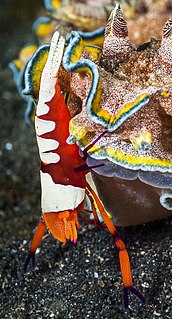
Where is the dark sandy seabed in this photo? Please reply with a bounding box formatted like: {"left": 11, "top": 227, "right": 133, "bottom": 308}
{"left": 0, "top": 1, "right": 171, "bottom": 318}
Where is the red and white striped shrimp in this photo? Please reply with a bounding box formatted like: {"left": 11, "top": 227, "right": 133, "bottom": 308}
{"left": 24, "top": 27, "right": 145, "bottom": 308}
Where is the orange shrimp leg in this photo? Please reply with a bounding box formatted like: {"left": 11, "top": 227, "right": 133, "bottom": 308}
{"left": 86, "top": 182, "right": 145, "bottom": 308}
{"left": 79, "top": 210, "right": 106, "bottom": 228}
{"left": 79, "top": 188, "right": 106, "bottom": 227}
{"left": 24, "top": 219, "right": 47, "bottom": 272}
{"left": 85, "top": 189, "right": 106, "bottom": 227}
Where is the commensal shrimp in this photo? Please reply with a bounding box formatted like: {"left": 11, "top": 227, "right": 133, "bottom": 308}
{"left": 23, "top": 27, "right": 145, "bottom": 308}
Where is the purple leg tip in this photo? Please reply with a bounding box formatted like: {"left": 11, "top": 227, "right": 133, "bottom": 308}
{"left": 23, "top": 253, "right": 35, "bottom": 273}
{"left": 130, "top": 287, "right": 145, "bottom": 304}
{"left": 123, "top": 286, "right": 145, "bottom": 308}
{"left": 124, "top": 288, "right": 129, "bottom": 309}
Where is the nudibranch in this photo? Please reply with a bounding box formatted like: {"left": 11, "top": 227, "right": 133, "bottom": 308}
{"left": 23, "top": 4, "right": 172, "bottom": 224}
{"left": 59, "top": 5, "right": 172, "bottom": 224}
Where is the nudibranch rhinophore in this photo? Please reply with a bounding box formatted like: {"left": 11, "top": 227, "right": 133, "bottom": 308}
{"left": 23, "top": 4, "right": 172, "bottom": 225}
{"left": 60, "top": 4, "right": 172, "bottom": 225}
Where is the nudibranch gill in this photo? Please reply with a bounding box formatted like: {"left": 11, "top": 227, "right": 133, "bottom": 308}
{"left": 60, "top": 5, "right": 172, "bottom": 216}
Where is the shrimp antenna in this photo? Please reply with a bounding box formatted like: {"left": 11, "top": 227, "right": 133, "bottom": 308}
{"left": 74, "top": 130, "right": 107, "bottom": 172}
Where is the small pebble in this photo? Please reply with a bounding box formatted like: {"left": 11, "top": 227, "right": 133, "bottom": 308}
{"left": 141, "top": 282, "right": 150, "bottom": 288}
{"left": 5, "top": 142, "right": 13, "bottom": 150}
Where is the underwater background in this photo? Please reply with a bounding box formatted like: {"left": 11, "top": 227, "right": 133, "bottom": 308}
{"left": 0, "top": 1, "right": 171, "bottom": 318}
